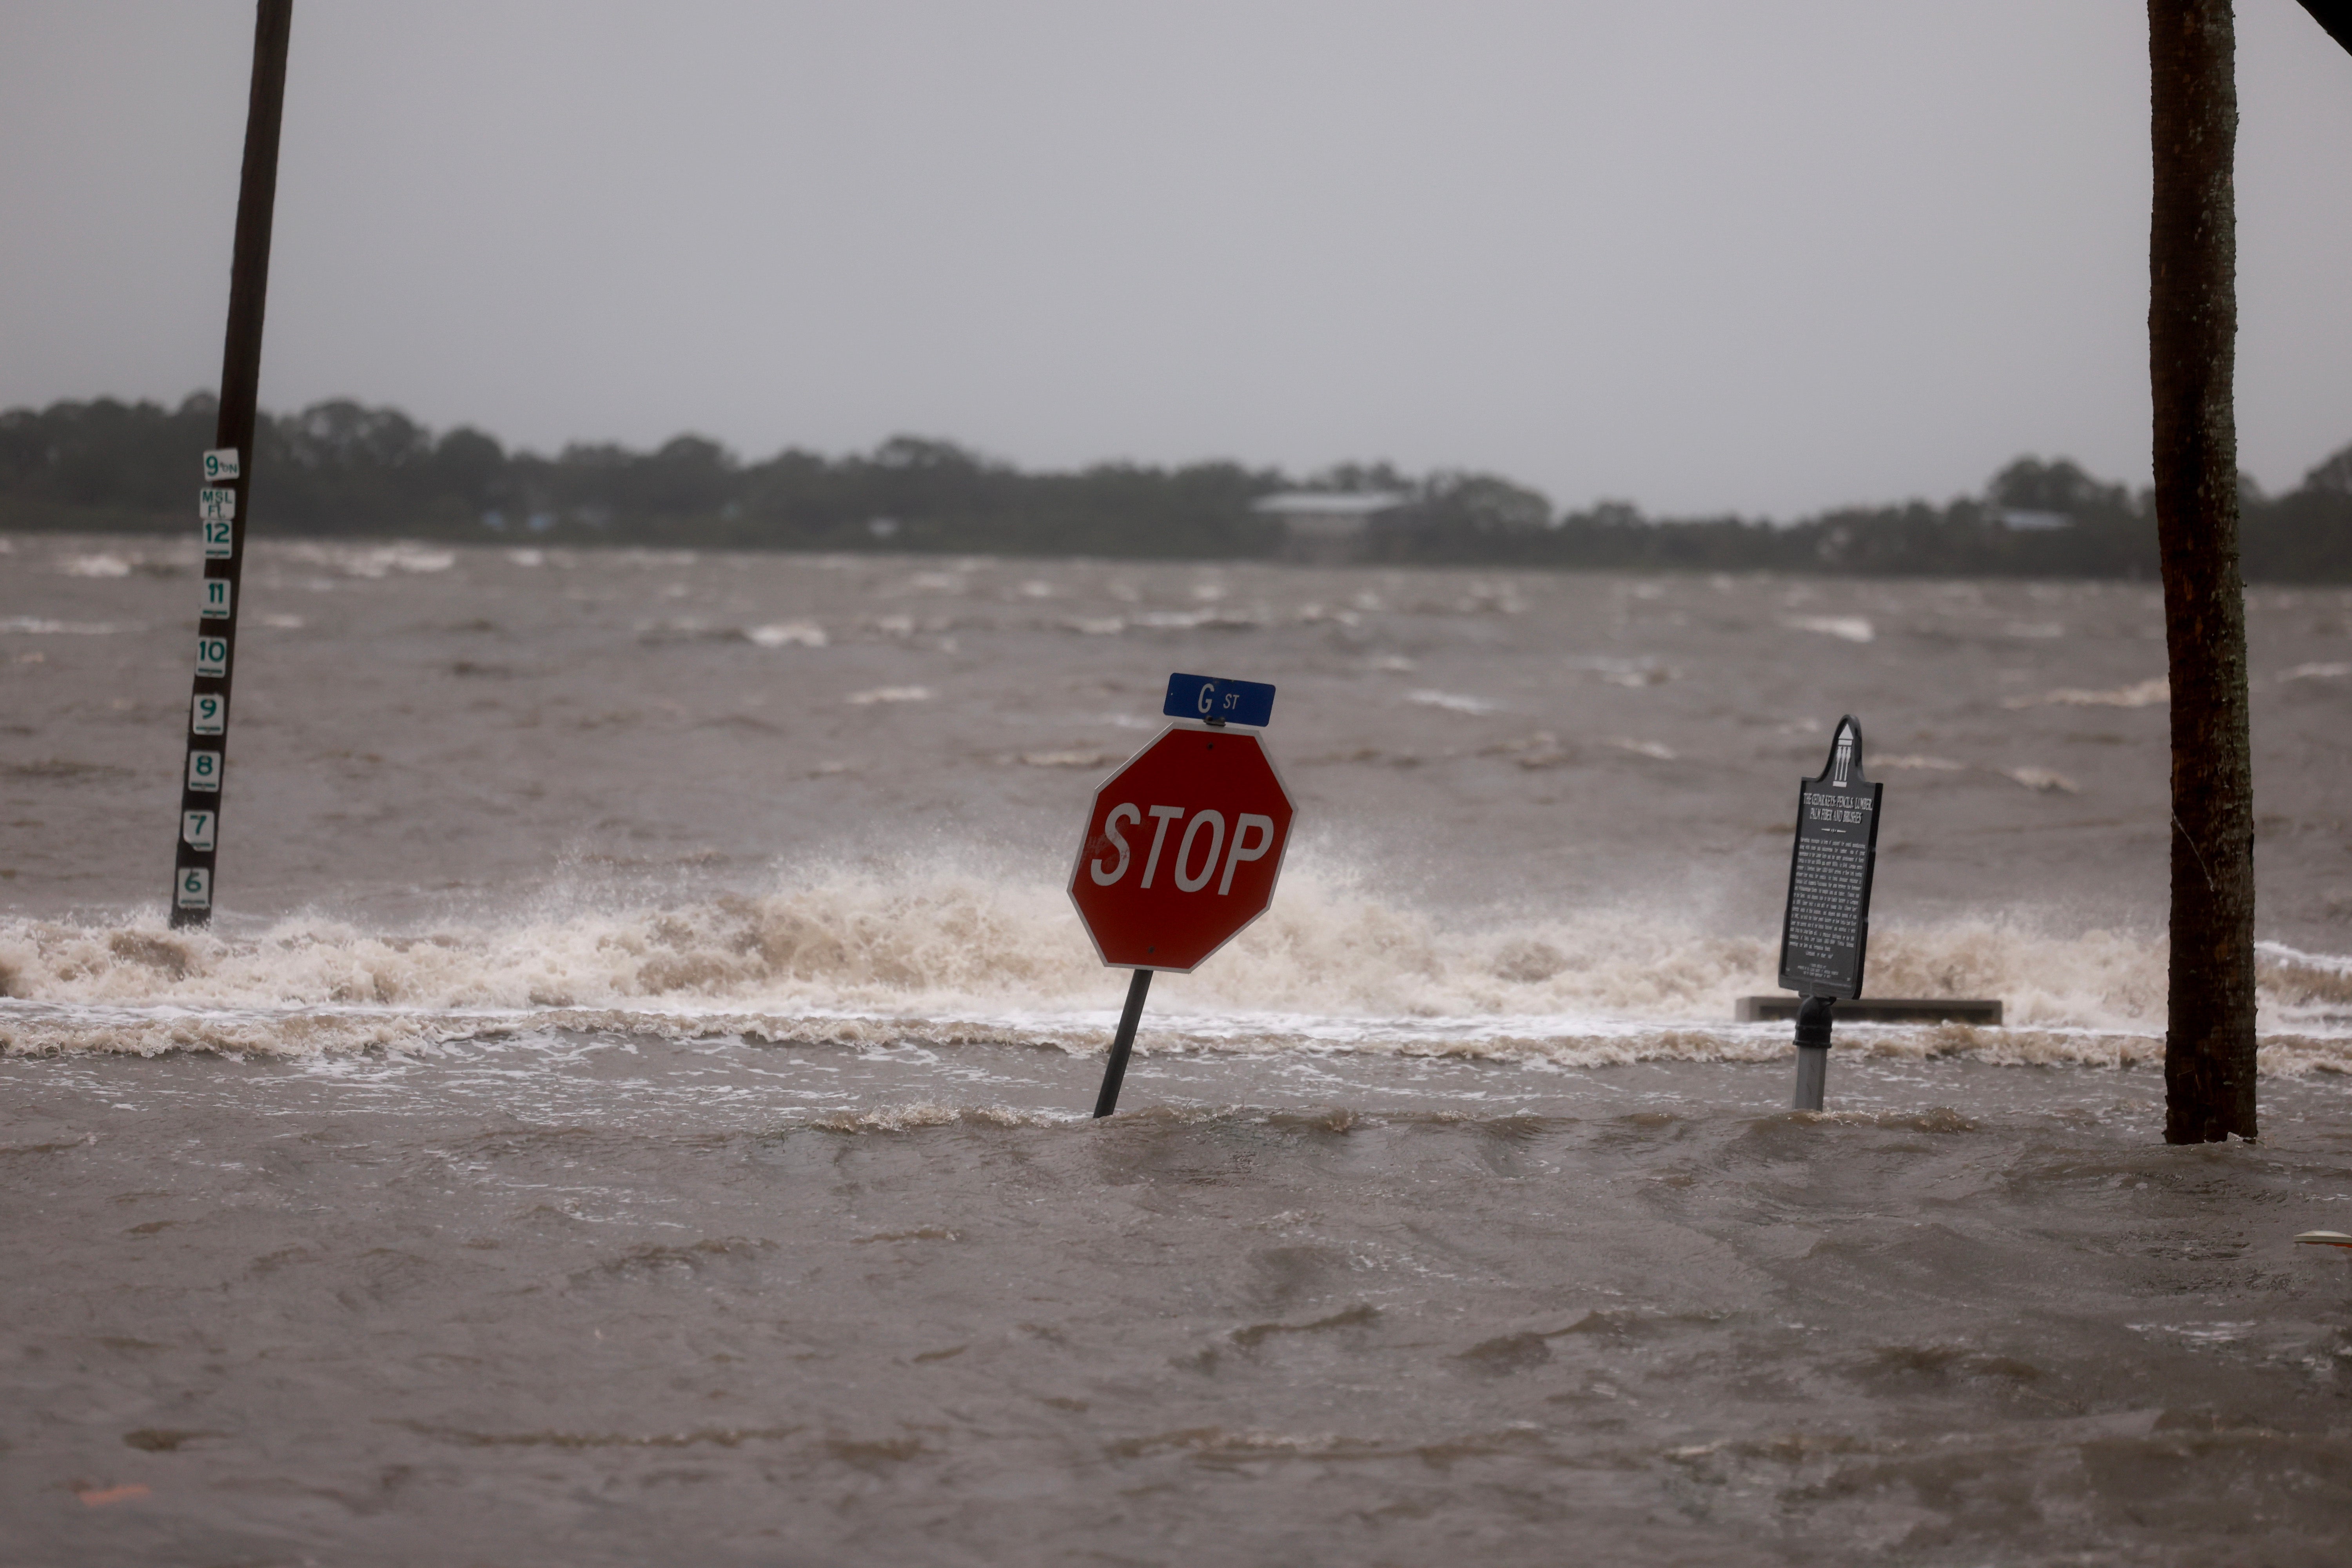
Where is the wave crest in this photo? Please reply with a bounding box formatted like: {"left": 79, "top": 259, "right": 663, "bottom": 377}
{"left": 2, "top": 865, "right": 2345, "bottom": 1065}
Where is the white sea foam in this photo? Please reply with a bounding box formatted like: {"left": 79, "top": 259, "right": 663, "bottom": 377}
{"left": 2005, "top": 677, "right": 2169, "bottom": 710}
{"left": 4, "top": 863, "right": 2345, "bottom": 1068}
{"left": 1406, "top": 690, "right": 1502, "bottom": 715}
{"left": 748, "top": 621, "right": 828, "bottom": 648}
{"left": 278, "top": 541, "right": 457, "bottom": 577}
{"left": 1783, "top": 615, "right": 1874, "bottom": 643}
{"left": 0, "top": 616, "right": 126, "bottom": 635}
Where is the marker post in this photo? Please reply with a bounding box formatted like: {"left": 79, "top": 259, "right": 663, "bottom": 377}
{"left": 170, "top": 0, "right": 292, "bottom": 928}
{"left": 1791, "top": 995, "right": 1835, "bottom": 1111}
{"left": 1091, "top": 969, "right": 1154, "bottom": 1118}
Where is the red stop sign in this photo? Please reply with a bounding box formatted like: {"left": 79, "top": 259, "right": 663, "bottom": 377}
{"left": 1067, "top": 724, "right": 1297, "bottom": 971}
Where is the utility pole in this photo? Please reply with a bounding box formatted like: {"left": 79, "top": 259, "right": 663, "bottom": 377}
{"left": 2148, "top": 0, "right": 2254, "bottom": 1142}
{"left": 171, "top": 0, "right": 293, "bottom": 929}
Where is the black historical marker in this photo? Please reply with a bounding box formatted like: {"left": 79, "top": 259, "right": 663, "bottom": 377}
{"left": 1776, "top": 716, "right": 1882, "bottom": 1000}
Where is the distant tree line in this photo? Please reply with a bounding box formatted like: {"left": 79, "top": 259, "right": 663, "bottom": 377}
{"left": 5, "top": 391, "right": 2351, "bottom": 579}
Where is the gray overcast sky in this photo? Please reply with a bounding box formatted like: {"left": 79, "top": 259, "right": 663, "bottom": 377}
{"left": 4, "top": 2, "right": 2348, "bottom": 517}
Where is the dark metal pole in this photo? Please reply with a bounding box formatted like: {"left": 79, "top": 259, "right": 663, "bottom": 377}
{"left": 1791, "top": 994, "right": 1834, "bottom": 1111}
{"left": 171, "top": 0, "right": 293, "bottom": 928}
{"left": 1092, "top": 968, "right": 1154, "bottom": 1118}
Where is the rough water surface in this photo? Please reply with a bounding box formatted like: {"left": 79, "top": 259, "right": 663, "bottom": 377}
{"left": 5, "top": 535, "right": 2352, "bottom": 1562}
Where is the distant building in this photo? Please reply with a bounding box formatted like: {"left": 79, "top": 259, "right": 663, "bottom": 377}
{"left": 1998, "top": 508, "right": 2073, "bottom": 532}
{"left": 1250, "top": 490, "right": 1410, "bottom": 560}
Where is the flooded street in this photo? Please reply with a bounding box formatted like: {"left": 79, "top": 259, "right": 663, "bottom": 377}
{"left": 6, "top": 534, "right": 2352, "bottom": 1561}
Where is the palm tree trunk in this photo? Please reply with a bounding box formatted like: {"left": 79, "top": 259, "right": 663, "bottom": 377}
{"left": 2149, "top": 0, "right": 2256, "bottom": 1142}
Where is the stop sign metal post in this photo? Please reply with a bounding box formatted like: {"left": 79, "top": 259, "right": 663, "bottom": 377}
{"left": 1069, "top": 674, "right": 1294, "bottom": 1116}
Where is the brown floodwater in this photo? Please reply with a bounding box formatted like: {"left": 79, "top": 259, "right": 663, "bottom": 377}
{"left": 4, "top": 533, "right": 2351, "bottom": 1562}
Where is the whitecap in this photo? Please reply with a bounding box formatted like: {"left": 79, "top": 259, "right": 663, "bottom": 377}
{"left": 1783, "top": 615, "right": 1874, "bottom": 643}
{"left": 1406, "top": 690, "right": 1501, "bottom": 715}
{"left": 748, "top": 621, "right": 828, "bottom": 648}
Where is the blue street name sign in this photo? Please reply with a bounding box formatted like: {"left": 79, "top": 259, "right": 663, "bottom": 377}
{"left": 1163, "top": 672, "right": 1276, "bottom": 728}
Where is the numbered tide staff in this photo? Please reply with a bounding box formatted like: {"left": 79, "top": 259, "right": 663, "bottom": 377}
{"left": 1066, "top": 675, "right": 1296, "bottom": 1116}
{"left": 167, "top": 0, "right": 291, "bottom": 926}
{"left": 1774, "top": 716, "right": 1884, "bottom": 1111}
{"left": 172, "top": 452, "right": 247, "bottom": 926}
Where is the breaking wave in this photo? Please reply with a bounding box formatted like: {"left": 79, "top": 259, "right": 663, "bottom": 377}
{"left": 2, "top": 862, "right": 2346, "bottom": 1070}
